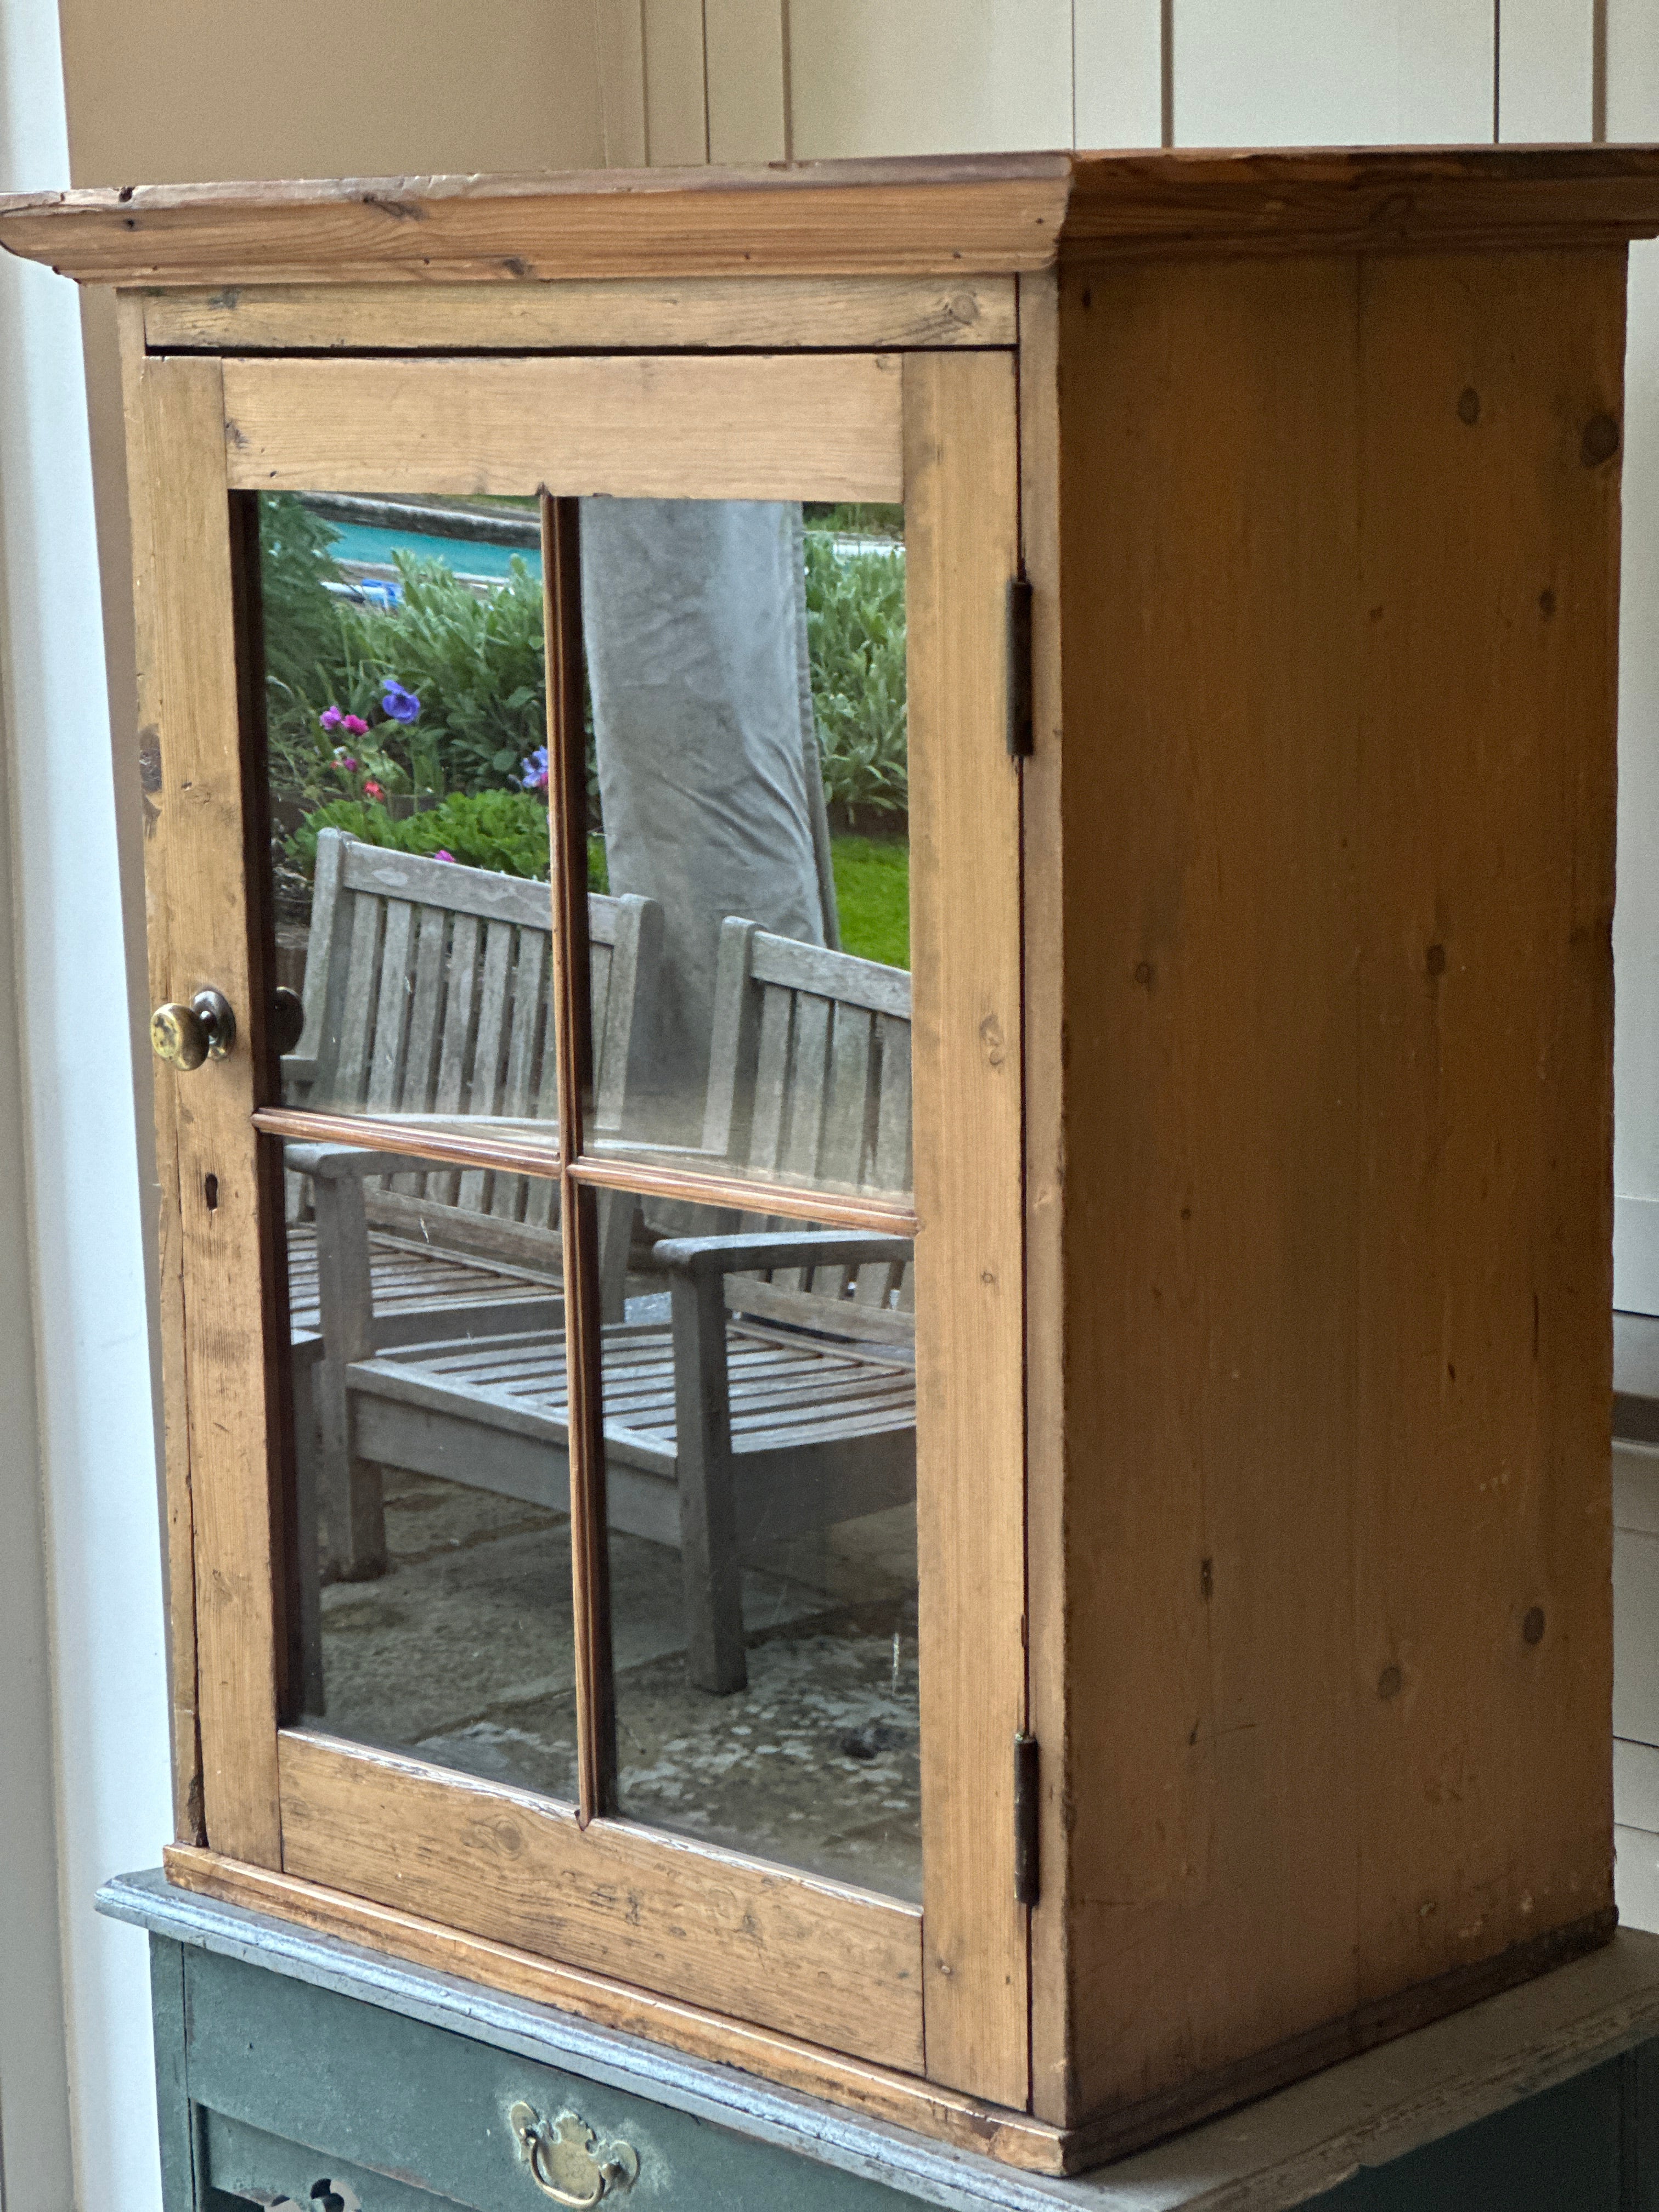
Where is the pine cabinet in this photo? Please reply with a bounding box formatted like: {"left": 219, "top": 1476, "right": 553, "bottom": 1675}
{"left": 4, "top": 145, "right": 1657, "bottom": 2176}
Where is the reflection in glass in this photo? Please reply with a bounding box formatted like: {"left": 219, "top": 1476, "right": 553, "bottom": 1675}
{"left": 605, "top": 1198, "right": 919, "bottom": 1899}
{"left": 259, "top": 486, "right": 919, "bottom": 1891}
{"left": 286, "top": 1153, "right": 579, "bottom": 1802}
{"left": 257, "top": 488, "right": 557, "bottom": 1137}
{"left": 581, "top": 498, "right": 909, "bottom": 1188}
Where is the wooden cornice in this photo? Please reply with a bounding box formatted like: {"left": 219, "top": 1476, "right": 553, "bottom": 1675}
{"left": 4, "top": 145, "right": 1659, "bottom": 289}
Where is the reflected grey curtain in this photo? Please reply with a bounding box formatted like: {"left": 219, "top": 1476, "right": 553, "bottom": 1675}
{"left": 580, "top": 498, "right": 838, "bottom": 1143}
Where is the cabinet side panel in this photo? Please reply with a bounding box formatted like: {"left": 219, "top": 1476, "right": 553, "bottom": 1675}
{"left": 139, "top": 353, "right": 282, "bottom": 1863}
{"left": 1351, "top": 247, "right": 1620, "bottom": 1999}
{"left": 907, "top": 350, "right": 1030, "bottom": 2108}
{"left": 1057, "top": 246, "right": 1621, "bottom": 2125}
{"left": 1057, "top": 253, "right": 1368, "bottom": 2113}
{"left": 120, "top": 294, "right": 202, "bottom": 1845}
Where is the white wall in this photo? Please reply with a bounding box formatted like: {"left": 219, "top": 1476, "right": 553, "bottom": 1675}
{"left": 1609, "top": 5, "right": 1659, "bottom": 1312}
{"left": 0, "top": 2, "right": 172, "bottom": 2207}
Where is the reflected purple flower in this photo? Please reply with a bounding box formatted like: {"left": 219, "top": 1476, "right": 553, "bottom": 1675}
{"left": 381, "top": 679, "right": 421, "bottom": 725}
{"left": 520, "top": 746, "right": 549, "bottom": 795}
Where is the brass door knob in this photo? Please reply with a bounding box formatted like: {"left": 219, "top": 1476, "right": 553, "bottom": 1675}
{"left": 151, "top": 988, "right": 236, "bottom": 1070}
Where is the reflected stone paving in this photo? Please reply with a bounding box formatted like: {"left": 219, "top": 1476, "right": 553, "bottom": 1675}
{"left": 313, "top": 1470, "right": 921, "bottom": 1901}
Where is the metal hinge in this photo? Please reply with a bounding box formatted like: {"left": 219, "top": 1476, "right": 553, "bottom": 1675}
{"left": 1014, "top": 1732, "right": 1040, "bottom": 1906}
{"left": 1007, "top": 576, "right": 1034, "bottom": 759}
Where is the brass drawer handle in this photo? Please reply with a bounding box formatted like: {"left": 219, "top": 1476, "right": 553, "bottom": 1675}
{"left": 509, "top": 2101, "right": 639, "bottom": 2205}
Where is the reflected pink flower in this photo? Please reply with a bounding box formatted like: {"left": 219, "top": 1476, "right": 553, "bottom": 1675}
{"left": 433, "top": 849, "right": 455, "bottom": 863}
{"left": 341, "top": 714, "right": 369, "bottom": 737}
{"left": 363, "top": 780, "right": 385, "bottom": 800}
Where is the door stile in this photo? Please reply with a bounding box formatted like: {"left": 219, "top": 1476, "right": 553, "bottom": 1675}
{"left": 119, "top": 296, "right": 203, "bottom": 1844}
{"left": 542, "top": 490, "right": 617, "bottom": 1825}
{"left": 136, "top": 352, "right": 284, "bottom": 1864}
{"left": 907, "top": 349, "right": 1030, "bottom": 2108}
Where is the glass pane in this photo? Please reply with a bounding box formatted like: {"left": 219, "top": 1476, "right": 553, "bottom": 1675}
{"left": 601, "top": 1193, "right": 919, "bottom": 1901}
{"left": 579, "top": 498, "right": 910, "bottom": 1197}
{"left": 285, "top": 1152, "right": 579, "bottom": 1802}
{"left": 256, "top": 489, "right": 561, "bottom": 1155}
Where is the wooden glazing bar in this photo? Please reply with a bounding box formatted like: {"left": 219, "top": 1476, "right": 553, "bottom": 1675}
{"left": 544, "top": 492, "right": 616, "bottom": 1825}
{"left": 567, "top": 1150, "right": 919, "bottom": 1233}
{"left": 253, "top": 1105, "right": 561, "bottom": 1177}
{"left": 251, "top": 1107, "right": 919, "bottom": 1232}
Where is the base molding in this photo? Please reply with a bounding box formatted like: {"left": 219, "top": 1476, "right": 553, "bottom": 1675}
{"left": 1060, "top": 1907, "right": 1619, "bottom": 2172}
{"left": 161, "top": 1844, "right": 1063, "bottom": 2172}
{"left": 161, "top": 1849, "right": 1616, "bottom": 2179}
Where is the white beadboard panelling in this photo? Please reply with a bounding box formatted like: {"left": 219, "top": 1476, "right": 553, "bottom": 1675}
{"left": 594, "top": 0, "right": 649, "bottom": 167}
{"left": 1616, "top": 1440, "right": 1659, "bottom": 1538}
{"left": 1498, "top": 0, "right": 1595, "bottom": 140}
{"left": 1616, "top": 239, "right": 1659, "bottom": 1299}
{"left": 1616, "top": 1739, "right": 1659, "bottom": 1835}
{"left": 1617, "top": 1194, "right": 1659, "bottom": 1318}
{"left": 1616, "top": 1524, "right": 1659, "bottom": 1746}
{"left": 1172, "top": 0, "right": 1493, "bottom": 146}
{"left": 1617, "top": 1826, "right": 1659, "bottom": 1931}
{"left": 643, "top": 0, "right": 708, "bottom": 165}
{"left": 1609, "top": 0, "right": 1659, "bottom": 140}
{"left": 1074, "top": 0, "right": 1164, "bottom": 149}
{"left": 788, "top": 0, "right": 1072, "bottom": 159}
{"left": 1611, "top": 16, "right": 1659, "bottom": 1288}
{"left": 707, "top": 0, "right": 787, "bottom": 162}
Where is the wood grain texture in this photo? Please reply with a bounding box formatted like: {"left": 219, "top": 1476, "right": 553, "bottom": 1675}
{"left": 221, "top": 354, "right": 902, "bottom": 500}
{"left": 10, "top": 149, "right": 1659, "bottom": 291}
{"left": 138, "top": 354, "right": 282, "bottom": 1863}
{"left": 906, "top": 351, "right": 1029, "bottom": 2108}
{"left": 1053, "top": 247, "right": 1621, "bottom": 2126}
{"left": 1349, "top": 247, "right": 1622, "bottom": 2005}
{"left": 140, "top": 276, "right": 1016, "bottom": 354}
{"left": 0, "top": 158, "right": 1070, "bottom": 285}
{"left": 120, "top": 291, "right": 204, "bottom": 1846}
{"left": 160, "top": 1845, "right": 1066, "bottom": 2172}
{"left": 275, "top": 1730, "right": 924, "bottom": 2072}
{"left": 1015, "top": 268, "right": 1070, "bottom": 2129}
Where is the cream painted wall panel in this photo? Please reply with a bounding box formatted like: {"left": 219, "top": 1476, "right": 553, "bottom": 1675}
{"left": 707, "top": 0, "right": 788, "bottom": 162}
{"left": 1609, "top": 0, "right": 1659, "bottom": 140}
{"left": 1498, "top": 0, "right": 1595, "bottom": 140}
{"left": 789, "top": 0, "right": 1072, "bottom": 159}
{"left": 1609, "top": 7, "right": 1659, "bottom": 1306}
{"left": 57, "top": 0, "right": 605, "bottom": 183}
{"left": 1173, "top": 0, "right": 1493, "bottom": 145}
{"left": 644, "top": 0, "right": 709, "bottom": 164}
{"left": 1074, "top": 0, "right": 1164, "bottom": 148}
{"left": 594, "top": 0, "right": 650, "bottom": 168}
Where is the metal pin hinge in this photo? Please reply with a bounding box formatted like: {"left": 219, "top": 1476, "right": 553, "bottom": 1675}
{"left": 1007, "top": 577, "right": 1034, "bottom": 758}
{"left": 1014, "top": 1732, "right": 1040, "bottom": 1906}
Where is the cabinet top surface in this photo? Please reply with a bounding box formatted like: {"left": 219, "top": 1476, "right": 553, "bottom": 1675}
{"left": 6, "top": 144, "right": 1659, "bottom": 289}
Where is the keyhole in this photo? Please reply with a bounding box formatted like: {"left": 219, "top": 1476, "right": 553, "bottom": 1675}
{"left": 204, "top": 1173, "right": 219, "bottom": 1211}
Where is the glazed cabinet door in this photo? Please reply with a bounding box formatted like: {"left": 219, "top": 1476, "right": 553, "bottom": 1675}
{"left": 129, "top": 338, "right": 1028, "bottom": 2108}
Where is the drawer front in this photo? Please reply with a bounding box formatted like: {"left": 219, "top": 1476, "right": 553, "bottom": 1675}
{"left": 180, "top": 1945, "right": 922, "bottom": 2211}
